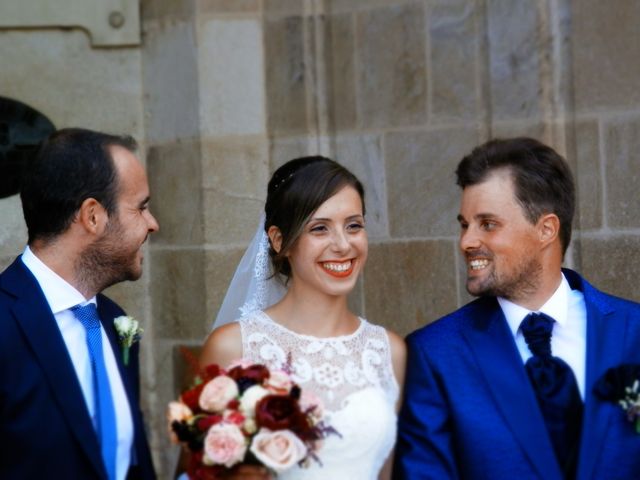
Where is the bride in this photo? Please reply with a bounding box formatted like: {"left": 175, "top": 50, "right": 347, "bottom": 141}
{"left": 201, "top": 156, "right": 406, "bottom": 480}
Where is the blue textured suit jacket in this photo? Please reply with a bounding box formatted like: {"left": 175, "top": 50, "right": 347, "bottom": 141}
{"left": 0, "top": 257, "right": 156, "bottom": 479}
{"left": 395, "top": 269, "right": 640, "bottom": 480}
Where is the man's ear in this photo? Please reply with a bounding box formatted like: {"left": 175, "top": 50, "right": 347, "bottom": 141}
{"left": 267, "top": 225, "right": 283, "bottom": 254}
{"left": 77, "top": 198, "right": 108, "bottom": 235}
{"left": 538, "top": 213, "right": 560, "bottom": 248}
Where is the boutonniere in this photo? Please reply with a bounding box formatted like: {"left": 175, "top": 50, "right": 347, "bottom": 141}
{"left": 113, "top": 315, "right": 143, "bottom": 366}
{"left": 593, "top": 364, "right": 640, "bottom": 434}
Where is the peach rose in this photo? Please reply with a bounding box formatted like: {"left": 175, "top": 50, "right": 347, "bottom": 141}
{"left": 265, "top": 370, "right": 293, "bottom": 394}
{"left": 202, "top": 422, "right": 247, "bottom": 468}
{"left": 199, "top": 375, "right": 239, "bottom": 412}
{"left": 239, "top": 385, "right": 269, "bottom": 417}
{"left": 249, "top": 428, "right": 307, "bottom": 473}
{"left": 166, "top": 401, "right": 193, "bottom": 444}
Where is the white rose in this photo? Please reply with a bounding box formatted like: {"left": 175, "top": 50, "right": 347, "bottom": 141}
{"left": 239, "top": 385, "right": 270, "bottom": 418}
{"left": 249, "top": 428, "right": 307, "bottom": 473}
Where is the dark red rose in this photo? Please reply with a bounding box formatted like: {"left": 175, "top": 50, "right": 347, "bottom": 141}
{"left": 227, "top": 364, "right": 270, "bottom": 384}
{"left": 187, "top": 451, "right": 225, "bottom": 479}
{"left": 203, "top": 364, "right": 223, "bottom": 381}
{"left": 181, "top": 383, "right": 206, "bottom": 412}
{"left": 227, "top": 399, "right": 240, "bottom": 410}
{"left": 255, "top": 394, "right": 308, "bottom": 432}
{"left": 197, "top": 414, "right": 223, "bottom": 431}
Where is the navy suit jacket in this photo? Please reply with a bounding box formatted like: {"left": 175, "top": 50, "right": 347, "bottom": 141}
{"left": 395, "top": 269, "right": 640, "bottom": 480}
{"left": 0, "top": 257, "right": 155, "bottom": 479}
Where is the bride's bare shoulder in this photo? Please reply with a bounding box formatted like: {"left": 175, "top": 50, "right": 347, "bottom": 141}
{"left": 200, "top": 322, "right": 243, "bottom": 369}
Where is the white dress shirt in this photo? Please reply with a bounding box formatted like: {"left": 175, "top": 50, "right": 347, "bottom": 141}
{"left": 21, "top": 246, "right": 133, "bottom": 480}
{"left": 498, "top": 273, "right": 587, "bottom": 398}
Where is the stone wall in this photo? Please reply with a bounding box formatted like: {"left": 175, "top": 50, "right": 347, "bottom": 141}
{"left": 1, "top": 0, "right": 639, "bottom": 476}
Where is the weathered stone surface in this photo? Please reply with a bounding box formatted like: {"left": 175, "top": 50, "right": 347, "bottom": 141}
{"left": 603, "top": 116, "right": 640, "bottom": 228}
{"left": 204, "top": 248, "right": 248, "bottom": 322}
{"left": 264, "top": 15, "right": 308, "bottom": 134}
{"left": 0, "top": 195, "right": 26, "bottom": 257}
{"left": 269, "top": 135, "right": 320, "bottom": 171}
{"left": 0, "top": 256, "right": 15, "bottom": 272}
{"left": 364, "top": 240, "right": 459, "bottom": 336}
{"left": 141, "top": 0, "right": 195, "bottom": 21}
{"left": 574, "top": 119, "right": 602, "bottom": 230}
{"left": 385, "top": 127, "right": 480, "bottom": 237}
{"left": 429, "top": 0, "right": 480, "bottom": 122}
{"left": 326, "top": 12, "right": 356, "bottom": 130}
{"left": 198, "top": 0, "right": 260, "bottom": 14}
{"left": 146, "top": 140, "right": 204, "bottom": 246}
{"left": 580, "top": 236, "right": 640, "bottom": 303}
{"left": 263, "top": 0, "right": 305, "bottom": 16}
{"left": 572, "top": 0, "right": 640, "bottom": 112}
{"left": 142, "top": 21, "right": 201, "bottom": 144}
{"left": 490, "top": 121, "right": 545, "bottom": 143}
{"left": 198, "top": 18, "right": 266, "bottom": 136}
{"left": 200, "top": 136, "right": 269, "bottom": 245}
{"left": 355, "top": 2, "right": 427, "bottom": 128}
{"left": 104, "top": 274, "right": 149, "bottom": 322}
{"left": 0, "top": 29, "right": 143, "bottom": 136}
{"left": 486, "top": 0, "right": 541, "bottom": 120}
{"left": 330, "top": 0, "right": 415, "bottom": 14}
{"left": 150, "top": 249, "right": 208, "bottom": 339}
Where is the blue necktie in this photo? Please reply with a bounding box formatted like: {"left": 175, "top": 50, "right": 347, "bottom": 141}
{"left": 521, "top": 312, "right": 582, "bottom": 479}
{"left": 72, "top": 304, "right": 117, "bottom": 480}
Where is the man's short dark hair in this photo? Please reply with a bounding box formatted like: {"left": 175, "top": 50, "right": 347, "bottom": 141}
{"left": 455, "top": 137, "right": 575, "bottom": 255}
{"left": 20, "top": 128, "right": 138, "bottom": 244}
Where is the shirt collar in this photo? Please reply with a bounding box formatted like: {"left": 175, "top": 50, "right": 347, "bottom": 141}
{"left": 498, "top": 273, "right": 570, "bottom": 336}
{"left": 21, "top": 246, "right": 97, "bottom": 314}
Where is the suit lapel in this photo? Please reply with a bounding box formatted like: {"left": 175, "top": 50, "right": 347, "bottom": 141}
{"left": 463, "top": 299, "right": 563, "bottom": 480}
{"left": 575, "top": 279, "right": 622, "bottom": 480}
{"left": 5, "top": 260, "right": 105, "bottom": 478}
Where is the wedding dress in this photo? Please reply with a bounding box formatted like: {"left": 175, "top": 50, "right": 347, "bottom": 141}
{"left": 239, "top": 311, "right": 398, "bottom": 480}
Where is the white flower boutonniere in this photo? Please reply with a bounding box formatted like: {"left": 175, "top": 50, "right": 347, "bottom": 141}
{"left": 114, "top": 315, "right": 143, "bottom": 366}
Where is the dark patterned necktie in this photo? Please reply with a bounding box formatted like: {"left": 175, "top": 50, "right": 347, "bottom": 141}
{"left": 520, "top": 312, "right": 582, "bottom": 479}
{"left": 72, "top": 304, "right": 117, "bottom": 480}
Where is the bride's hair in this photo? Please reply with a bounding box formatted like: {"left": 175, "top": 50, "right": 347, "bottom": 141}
{"left": 265, "top": 156, "right": 365, "bottom": 282}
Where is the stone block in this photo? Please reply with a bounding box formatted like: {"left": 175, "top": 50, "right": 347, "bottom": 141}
{"left": 363, "top": 240, "right": 459, "bottom": 337}
{"left": 197, "top": 0, "right": 260, "bottom": 14}
{"left": 603, "top": 116, "right": 640, "bottom": 228}
{"left": 103, "top": 274, "right": 149, "bottom": 323}
{"left": 198, "top": 18, "right": 266, "bottom": 136}
{"left": 142, "top": 20, "right": 200, "bottom": 144}
{"left": 0, "top": 195, "right": 27, "bottom": 257}
{"left": 204, "top": 247, "right": 249, "bottom": 323}
{"left": 0, "top": 29, "right": 143, "bottom": 137}
{"left": 269, "top": 135, "right": 319, "bottom": 171}
{"left": 149, "top": 249, "right": 209, "bottom": 339}
{"left": 263, "top": 0, "right": 305, "bottom": 16}
{"left": 486, "top": 0, "right": 541, "bottom": 120}
{"left": 146, "top": 140, "right": 204, "bottom": 246}
{"left": 173, "top": 343, "right": 203, "bottom": 391}
{"left": 264, "top": 15, "right": 309, "bottom": 134}
{"left": 330, "top": 0, "right": 415, "bottom": 14}
{"left": 326, "top": 12, "right": 356, "bottom": 130}
{"left": 0, "top": 256, "right": 16, "bottom": 272}
{"left": 580, "top": 236, "right": 640, "bottom": 303}
{"left": 355, "top": 2, "right": 427, "bottom": 128}
{"left": 141, "top": 0, "right": 195, "bottom": 21}
{"left": 572, "top": 0, "right": 640, "bottom": 111}
{"left": 385, "top": 127, "right": 480, "bottom": 238}
{"left": 335, "top": 133, "right": 388, "bottom": 238}
{"left": 574, "top": 119, "right": 602, "bottom": 230}
{"left": 429, "top": 0, "right": 480, "bottom": 123}
{"left": 202, "top": 190, "right": 265, "bottom": 246}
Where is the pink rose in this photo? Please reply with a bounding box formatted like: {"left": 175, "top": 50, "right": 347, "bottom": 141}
{"left": 265, "top": 370, "right": 293, "bottom": 394}
{"left": 202, "top": 422, "right": 247, "bottom": 468}
{"left": 249, "top": 428, "right": 308, "bottom": 473}
{"left": 199, "top": 375, "right": 239, "bottom": 412}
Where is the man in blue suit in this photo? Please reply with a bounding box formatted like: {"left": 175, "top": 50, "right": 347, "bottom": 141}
{"left": 395, "top": 138, "right": 640, "bottom": 479}
{"left": 0, "top": 128, "right": 158, "bottom": 479}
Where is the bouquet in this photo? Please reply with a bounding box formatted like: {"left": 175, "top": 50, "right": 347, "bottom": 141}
{"left": 168, "top": 359, "right": 336, "bottom": 479}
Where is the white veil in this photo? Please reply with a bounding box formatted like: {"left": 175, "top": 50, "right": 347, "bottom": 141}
{"left": 212, "top": 214, "right": 287, "bottom": 330}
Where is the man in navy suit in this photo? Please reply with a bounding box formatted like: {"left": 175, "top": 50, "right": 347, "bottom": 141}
{"left": 0, "top": 128, "right": 158, "bottom": 479}
{"left": 395, "top": 138, "right": 640, "bottom": 479}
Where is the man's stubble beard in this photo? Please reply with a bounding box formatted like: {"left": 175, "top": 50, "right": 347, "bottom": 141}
{"left": 466, "top": 255, "right": 542, "bottom": 303}
{"left": 76, "top": 217, "right": 141, "bottom": 295}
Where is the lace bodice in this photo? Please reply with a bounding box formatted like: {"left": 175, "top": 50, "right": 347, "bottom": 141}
{"left": 239, "top": 311, "right": 398, "bottom": 479}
